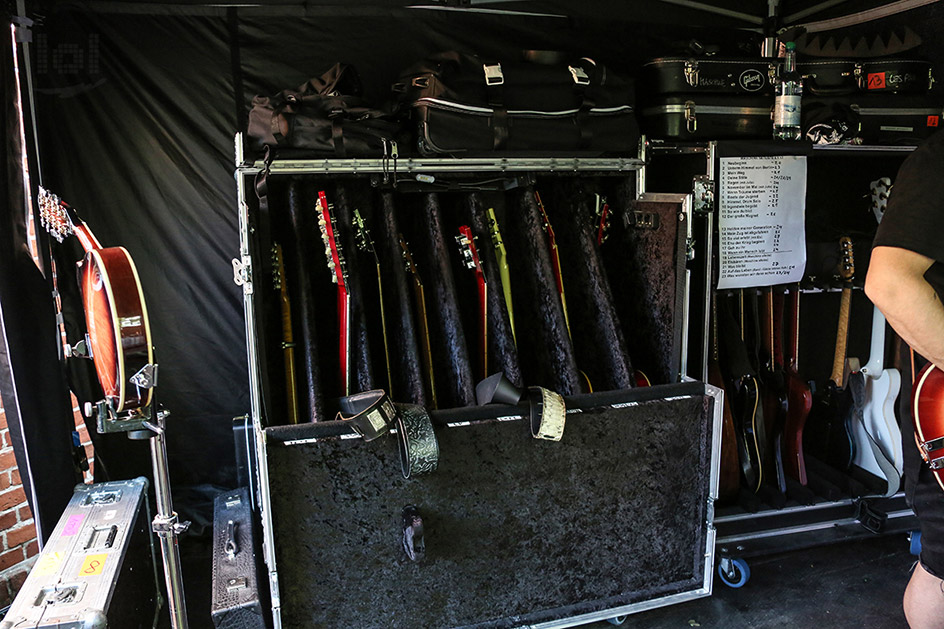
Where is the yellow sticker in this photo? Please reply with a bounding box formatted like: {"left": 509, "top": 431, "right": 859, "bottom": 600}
{"left": 34, "top": 552, "right": 63, "bottom": 576}
{"left": 78, "top": 553, "right": 107, "bottom": 577}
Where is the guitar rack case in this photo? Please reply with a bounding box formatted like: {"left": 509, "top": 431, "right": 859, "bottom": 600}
{"left": 233, "top": 136, "right": 722, "bottom": 628}
{"left": 644, "top": 139, "right": 920, "bottom": 586}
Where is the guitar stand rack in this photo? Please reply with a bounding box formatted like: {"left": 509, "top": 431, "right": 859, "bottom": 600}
{"left": 93, "top": 361, "right": 191, "bottom": 629}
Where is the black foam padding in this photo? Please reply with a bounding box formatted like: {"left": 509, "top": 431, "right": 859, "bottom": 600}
{"left": 604, "top": 181, "right": 686, "bottom": 384}
{"left": 281, "top": 179, "right": 326, "bottom": 422}
{"left": 334, "top": 184, "right": 377, "bottom": 393}
{"left": 542, "top": 180, "right": 635, "bottom": 391}
{"left": 410, "top": 193, "right": 476, "bottom": 408}
{"left": 377, "top": 192, "right": 427, "bottom": 406}
{"left": 504, "top": 189, "right": 581, "bottom": 395}
{"left": 463, "top": 193, "right": 523, "bottom": 388}
{"left": 266, "top": 383, "right": 714, "bottom": 628}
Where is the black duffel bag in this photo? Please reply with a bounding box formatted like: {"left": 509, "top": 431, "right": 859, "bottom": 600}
{"left": 247, "top": 63, "right": 405, "bottom": 157}
{"left": 393, "top": 51, "right": 638, "bottom": 156}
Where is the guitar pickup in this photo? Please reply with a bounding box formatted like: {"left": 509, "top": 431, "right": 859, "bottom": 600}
{"left": 625, "top": 211, "right": 661, "bottom": 230}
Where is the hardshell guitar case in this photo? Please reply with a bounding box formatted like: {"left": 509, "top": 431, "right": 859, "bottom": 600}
{"left": 641, "top": 56, "right": 778, "bottom": 95}
{"left": 395, "top": 51, "right": 639, "bottom": 156}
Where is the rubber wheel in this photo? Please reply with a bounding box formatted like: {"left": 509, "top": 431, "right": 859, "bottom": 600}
{"left": 718, "top": 557, "right": 750, "bottom": 588}
{"left": 910, "top": 530, "right": 922, "bottom": 557}
{"left": 606, "top": 616, "right": 627, "bottom": 626}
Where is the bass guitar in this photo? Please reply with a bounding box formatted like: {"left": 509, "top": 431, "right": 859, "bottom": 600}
{"left": 38, "top": 186, "right": 153, "bottom": 415}
{"left": 709, "top": 291, "right": 742, "bottom": 502}
{"left": 761, "top": 287, "right": 788, "bottom": 494}
{"left": 400, "top": 234, "right": 437, "bottom": 408}
{"left": 804, "top": 236, "right": 856, "bottom": 470}
{"left": 456, "top": 225, "right": 488, "bottom": 381}
{"left": 316, "top": 190, "right": 352, "bottom": 396}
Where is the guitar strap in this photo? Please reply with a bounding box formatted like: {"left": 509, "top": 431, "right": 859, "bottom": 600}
{"left": 337, "top": 389, "right": 440, "bottom": 479}
{"left": 847, "top": 372, "right": 901, "bottom": 496}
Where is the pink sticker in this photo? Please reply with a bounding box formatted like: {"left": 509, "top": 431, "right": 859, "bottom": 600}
{"left": 62, "top": 514, "right": 84, "bottom": 536}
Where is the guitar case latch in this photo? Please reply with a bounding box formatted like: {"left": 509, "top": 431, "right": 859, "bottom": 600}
{"left": 625, "top": 210, "right": 661, "bottom": 231}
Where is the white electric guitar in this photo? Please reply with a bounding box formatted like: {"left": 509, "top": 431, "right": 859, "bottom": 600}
{"left": 853, "top": 177, "right": 903, "bottom": 491}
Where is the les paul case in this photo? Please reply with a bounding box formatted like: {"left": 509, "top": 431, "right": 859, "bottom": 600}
{"left": 641, "top": 56, "right": 777, "bottom": 95}
{"left": 638, "top": 94, "right": 773, "bottom": 140}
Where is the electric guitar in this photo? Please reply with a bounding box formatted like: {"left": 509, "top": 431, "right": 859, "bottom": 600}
{"left": 761, "top": 287, "right": 788, "bottom": 494}
{"left": 782, "top": 285, "right": 813, "bottom": 485}
{"left": 316, "top": 190, "right": 351, "bottom": 396}
{"left": 805, "top": 236, "right": 856, "bottom": 470}
{"left": 855, "top": 178, "right": 903, "bottom": 487}
{"left": 457, "top": 225, "right": 488, "bottom": 381}
{"left": 273, "top": 243, "right": 299, "bottom": 424}
{"left": 353, "top": 209, "right": 394, "bottom": 398}
{"left": 533, "top": 191, "right": 597, "bottom": 391}
{"left": 487, "top": 208, "right": 515, "bottom": 344}
{"left": 399, "top": 234, "right": 437, "bottom": 409}
{"left": 913, "top": 362, "right": 944, "bottom": 491}
{"left": 38, "top": 186, "right": 153, "bottom": 414}
{"left": 709, "top": 291, "right": 742, "bottom": 502}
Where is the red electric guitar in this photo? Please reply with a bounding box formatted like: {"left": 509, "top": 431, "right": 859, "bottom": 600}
{"left": 456, "top": 225, "right": 488, "bottom": 381}
{"left": 316, "top": 190, "right": 351, "bottom": 396}
{"left": 782, "top": 285, "right": 813, "bottom": 485}
{"left": 38, "top": 187, "right": 153, "bottom": 414}
{"left": 914, "top": 363, "right": 944, "bottom": 491}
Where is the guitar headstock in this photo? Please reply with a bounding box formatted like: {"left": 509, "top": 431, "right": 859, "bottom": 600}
{"left": 594, "top": 193, "right": 611, "bottom": 245}
{"left": 38, "top": 186, "right": 75, "bottom": 243}
{"left": 316, "top": 190, "right": 347, "bottom": 289}
{"left": 838, "top": 236, "right": 855, "bottom": 282}
{"left": 869, "top": 177, "right": 892, "bottom": 225}
{"left": 398, "top": 233, "right": 419, "bottom": 276}
{"left": 456, "top": 225, "right": 484, "bottom": 276}
{"left": 534, "top": 191, "right": 555, "bottom": 240}
{"left": 486, "top": 208, "right": 505, "bottom": 254}
{"left": 352, "top": 209, "right": 375, "bottom": 256}
{"left": 271, "top": 244, "right": 283, "bottom": 291}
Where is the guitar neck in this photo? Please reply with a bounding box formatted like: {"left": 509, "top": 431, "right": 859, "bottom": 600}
{"left": 477, "top": 272, "right": 488, "bottom": 381}
{"left": 338, "top": 288, "right": 351, "bottom": 395}
{"left": 275, "top": 244, "right": 299, "bottom": 424}
{"left": 831, "top": 285, "right": 852, "bottom": 387}
{"left": 412, "top": 277, "right": 437, "bottom": 409}
{"left": 862, "top": 304, "right": 888, "bottom": 377}
{"left": 786, "top": 286, "right": 801, "bottom": 371}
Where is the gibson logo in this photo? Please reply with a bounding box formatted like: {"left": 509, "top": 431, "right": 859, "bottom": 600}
{"left": 739, "top": 69, "right": 765, "bottom": 92}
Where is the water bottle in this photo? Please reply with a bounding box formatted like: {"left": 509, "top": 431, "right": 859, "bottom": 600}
{"left": 773, "top": 41, "right": 803, "bottom": 140}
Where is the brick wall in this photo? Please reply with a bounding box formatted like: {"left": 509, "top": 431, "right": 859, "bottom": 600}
{"left": 0, "top": 400, "right": 93, "bottom": 609}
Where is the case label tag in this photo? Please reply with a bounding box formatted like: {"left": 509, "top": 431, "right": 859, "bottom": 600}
{"left": 867, "top": 72, "right": 887, "bottom": 89}
{"left": 79, "top": 553, "right": 107, "bottom": 577}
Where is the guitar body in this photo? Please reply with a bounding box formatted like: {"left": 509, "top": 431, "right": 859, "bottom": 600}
{"left": 867, "top": 367, "right": 903, "bottom": 473}
{"left": 709, "top": 360, "right": 741, "bottom": 502}
{"left": 79, "top": 246, "right": 153, "bottom": 413}
{"left": 805, "top": 382, "right": 854, "bottom": 470}
{"left": 782, "top": 369, "right": 812, "bottom": 484}
{"left": 913, "top": 363, "right": 944, "bottom": 491}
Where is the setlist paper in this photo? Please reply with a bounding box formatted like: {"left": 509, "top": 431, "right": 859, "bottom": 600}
{"left": 718, "top": 156, "right": 808, "bottom": 290}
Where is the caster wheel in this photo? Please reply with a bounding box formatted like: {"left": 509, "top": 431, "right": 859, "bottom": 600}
{"left": 606, "top": 616, "right": 627, "bottom": 626}
{"left": 718, "top": 557, "right": 750, "bottom": 588}
{"left": 910, "top": 530, "right": 922, "bottom": 556}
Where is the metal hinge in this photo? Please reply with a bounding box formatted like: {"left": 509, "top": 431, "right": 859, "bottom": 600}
{"left": 232, "top": 256, "right": 253, "bottom": 296}
{"left": 692, "top": 175, "right": 715, "bottom": 214}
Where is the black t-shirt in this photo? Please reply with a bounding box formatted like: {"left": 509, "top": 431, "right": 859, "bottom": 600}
{"left": 874, "top": 130, "right": 944, "bottom": 295}
{"left": 872, "top": 129, "right": 944, "bottom": 496}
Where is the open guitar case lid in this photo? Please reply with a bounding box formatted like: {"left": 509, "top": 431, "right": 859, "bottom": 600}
{"left": 237, "top": 159, "right": 719, "bottom": 627}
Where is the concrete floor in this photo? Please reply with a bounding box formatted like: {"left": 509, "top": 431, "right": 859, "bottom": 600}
{"left": 588, "top": 533, "right": 915, "bottom": 629}
{"left": 173, "top": 519, "right": 917, "bottom": 628}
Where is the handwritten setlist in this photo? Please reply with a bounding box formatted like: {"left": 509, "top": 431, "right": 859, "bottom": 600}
{"left": 718, "top": 156, "right": 808, "bottom": 289}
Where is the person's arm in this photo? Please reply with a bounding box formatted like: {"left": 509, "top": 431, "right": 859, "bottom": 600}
{"left": 865, "top": 245, "right": 944, "bottom": 369}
